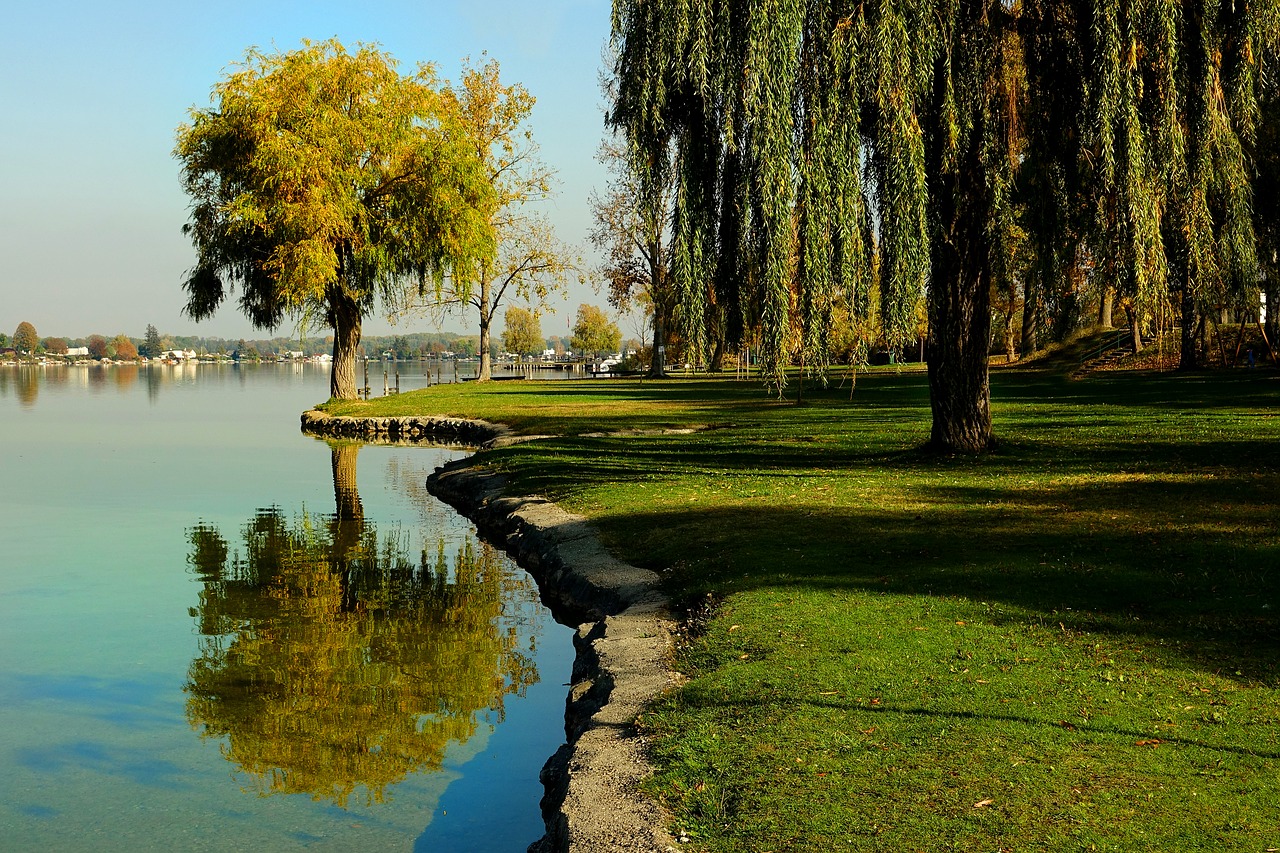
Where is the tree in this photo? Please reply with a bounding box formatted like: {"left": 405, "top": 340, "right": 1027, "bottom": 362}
{"left": 111, "top": 334, "right": 138, "bottom": 361}
{"left": 570, "top": 303, "right": 622, "bottom": 357}
{"left": 426, "top": 59, "right": 578, "bottom": 381}
{"left": 43, "top": 337, "right": 68, "bottom": 355}
{"left": 608, "top": 1, "right": 1278, "bottom": 451}
{"left": 501, "top": 305, "right": 543, "bottom": 356}
{"left": 87, "top": 334, "right": 109, "bottom": 359}
{"left": 13, "top": 322, "right": 38, "bottom": 357}
{"left": 175, "top": 39, "right": 497, "bottom": 400}
{"left": 140, "top": 324, "right": 162, "bottom": 358}
{"left": 591, "top": 139, "right": 675, "bottom": 377}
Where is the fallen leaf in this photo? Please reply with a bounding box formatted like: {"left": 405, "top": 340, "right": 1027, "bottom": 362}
{"left": 729, "top": 625, "right": 741, "bottom": 632}
{"left": 973, "top": 799, "right": 995, "bottom": 808}
{"left": 1135, "top": 739, "right": 1162, "bottom": 747}
{"left": 861, "top": 727, "right": 876, "bottom": 734}
{"left": 739, "top": 654, "right": 750, "bottom": 660}
{"left": 819, "top": 691, "right": 839, "bottom": 696}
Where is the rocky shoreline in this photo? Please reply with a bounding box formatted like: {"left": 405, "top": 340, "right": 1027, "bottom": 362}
{"left": 302, "top": 409, "right": 679, "bottom": 852}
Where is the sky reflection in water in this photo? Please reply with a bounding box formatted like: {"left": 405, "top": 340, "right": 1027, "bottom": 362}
{"left": 0, "top": 362, "right": 572, "bottom": 851}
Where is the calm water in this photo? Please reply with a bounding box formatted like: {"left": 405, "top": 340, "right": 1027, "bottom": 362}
{"left": 0, "top": 362, "right": 573, "bottom": 852}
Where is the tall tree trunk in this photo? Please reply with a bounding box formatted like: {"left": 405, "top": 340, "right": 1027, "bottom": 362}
{"left": 925, "top": 44, "right": 995, "bottom": 453}
{"left": 1124, "top": 303, "right": 1142, "bottom": 353}
{"left": 648, "top": 251, "right": 668, "bottom": 378}
{"left": 928, "top": 248, "right": 994, "bottom": 452}
{"left": 330, "top": 289, "right": 363, "bottom": 400}
{"left": 1265, "top": 282, "right": 1278, "bottom": 349}
{"left": 477, "top": 276, "right": 493, "bottom": 381}
{"left": 1020, "top": 277, "right": 1038, "bottom": 357}
{"left": 708, "top": 330, "right": 726, "bottom": 373}
{"left": 1180, "top": 279, "right": 1199, "bottom": 369}
{"left": 1099, "top": 286, "right": 1114, "bottom": 327}
{"left": 648, "top": 303, "right": 667, "bottom": 378}
{"left": 1003, "top": 308, "right": 1017, "bottom": 362}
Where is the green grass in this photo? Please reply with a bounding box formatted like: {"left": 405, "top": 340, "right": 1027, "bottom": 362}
{"left": 329, "top": 367, "right": 1280, "bottom": 851}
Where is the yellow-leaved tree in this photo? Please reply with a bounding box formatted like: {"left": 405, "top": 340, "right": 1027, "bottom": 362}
{"left": 175, "top": 40, "right": 497, "bottom": 399}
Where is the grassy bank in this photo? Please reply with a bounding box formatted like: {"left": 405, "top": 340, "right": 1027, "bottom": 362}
{"left": 322, "top": 367, "right": 1280, "bottom": 851}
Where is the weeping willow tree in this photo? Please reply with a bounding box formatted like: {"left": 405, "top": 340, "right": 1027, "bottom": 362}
{"left": 609, "top": 0, "right": 1279, "bottom": 451}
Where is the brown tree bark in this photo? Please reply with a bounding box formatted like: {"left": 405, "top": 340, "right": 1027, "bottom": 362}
{"left": 1180, "top": 280, "right": 1199, "bottom": 369}
{"left": 477, "top": 276, "right": 493, "bottom": 381}
{"left": 928, "top": 246, "right": 994, "bottom": 452}
{"left": 1020, "top": 278, "right": 1038, "bottom": 357}
{"left": 329, "top": 288, "right": 363, "bottom": 400}
{"left": 1124, "top": 303, "right": 1142, "bottom": 353}
{"left": 925, "top": 48, "right": 995, "bottom": 453}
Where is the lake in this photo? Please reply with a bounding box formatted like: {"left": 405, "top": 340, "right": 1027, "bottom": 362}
{"left": 0, "top": 362, "right": 574, "bottom": 852}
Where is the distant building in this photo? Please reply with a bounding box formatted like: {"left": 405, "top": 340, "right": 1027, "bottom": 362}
{"left": 66, "top": 346, "right": 89, "bottom": 357}
{"left": 160, "top": 350, "right": 197, "bottom": 361}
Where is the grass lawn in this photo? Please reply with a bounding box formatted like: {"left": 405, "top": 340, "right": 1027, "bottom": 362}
{"left": 321, "top": 364, "right": 1280, "bottom": 851}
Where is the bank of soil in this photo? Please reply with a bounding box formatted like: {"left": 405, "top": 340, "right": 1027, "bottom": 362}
{"left": 302, "top": 410, "right": 680, "bottom": 853}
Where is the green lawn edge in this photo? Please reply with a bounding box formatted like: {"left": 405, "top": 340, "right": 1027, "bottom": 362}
{"left": 323, "top": 367, "right": 1280, "bottom": 851}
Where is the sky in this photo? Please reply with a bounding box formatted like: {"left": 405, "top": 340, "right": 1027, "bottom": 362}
{"left": 1, "top": 0, "right": 616, "bottom": 342}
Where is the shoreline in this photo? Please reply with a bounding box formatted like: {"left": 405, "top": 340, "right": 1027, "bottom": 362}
{"left": 302, "top": 409, "right": 679, "bottom": 853}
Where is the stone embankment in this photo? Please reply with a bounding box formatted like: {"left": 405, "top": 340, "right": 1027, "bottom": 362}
{"left": 301, "top": 409, "right": 679, "bottom": 853}
{"left": 300, "top": 409, "right": 513, "bottom": 446}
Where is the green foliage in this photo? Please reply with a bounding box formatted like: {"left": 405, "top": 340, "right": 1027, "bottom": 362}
{"left": 140, "top": 324, "right": 162, "bottom": 358}
{"left": 501, "top": 305, "right": 543, "bottom": 356}
{"left": 570, "top": 303, "right": 622, "bottom": 357}
{"left": 175, "top": 39, "right": 498, "bottom": 398}
{"left": 12, "top": 321, "right": 38, "bottom": 355}
{"left": 608, "top": 1, "right": 1280, "bottom": 446}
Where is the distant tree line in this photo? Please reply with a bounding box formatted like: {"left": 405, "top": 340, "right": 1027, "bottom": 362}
{"left": 2, "top": 320, "right": 490, "bottom": 362}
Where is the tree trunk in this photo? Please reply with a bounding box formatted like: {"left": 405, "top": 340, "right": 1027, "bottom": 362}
{"left": 477, "top": 276, "right": 493, "bottom": 381}
{"left": 1099, "top": 286, "right": 1114, "bottom": 328}
{"left": 1003, "top": 308, "right": 1016, "bottom": 362}
{"left": 1020, "top": 277, "right": 1037, "bottom": 357}
{"left": 650, "top": 302, "right": 670, "bottom": 376}
{"left": 648, "top": 254, "right": 668, "bottom": 378}
{"left": 1180, "top": 280, "right": 1199, "bottom": 369}
{"left": 1124, "top": 303, "right": 1142, "bottom": 353}
{"left": 928, "top": 250, "right": 994, "bottom": 452}
{"left": 925, "top": 49, "right": 995, "bottom": 453}
{"left": 330, "top": 290, "right": 363, "bottom": 400}
{"left": 1266, "top": 281, "right": 1278, "bottom": 349}
{"left": 709, "top": 332, "right": 726, "bottom": 373}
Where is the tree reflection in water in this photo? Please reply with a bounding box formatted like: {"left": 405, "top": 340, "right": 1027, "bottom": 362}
{"left": 184, "top": 442, "right": 540, "bottom": 807}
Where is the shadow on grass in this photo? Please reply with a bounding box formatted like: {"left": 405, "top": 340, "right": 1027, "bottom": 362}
{"left": 658, "top": 694, "right": 1280, "bottom": 760}
{"left": 473, "top": 369, "right": 1279, "bottom": 684}
{"left": 592, "top": 482, "right": 1278, "bottom": 684}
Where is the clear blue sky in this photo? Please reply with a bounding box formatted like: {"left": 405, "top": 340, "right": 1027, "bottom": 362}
{"left": 1, "top": 0, "right": 614, "bottom": 342}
